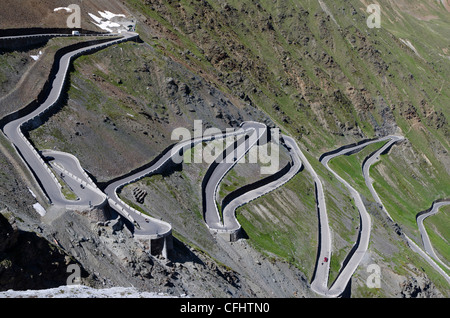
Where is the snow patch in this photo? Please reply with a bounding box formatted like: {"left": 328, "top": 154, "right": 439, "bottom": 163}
{"left": 88, "top": 10, "right": 131, "bottom": 33}
{"left": 54, "top": 7, "right": 72, "bottom": 12}
{"left": 88, "top": 12, "right": 103, "bottom": 24}
{"left": 400, "top": 39, "right": 422, "bottom": 59}
{"left": 98, "top": 11, "right": 126, "bottom": 20}
{"left": 0, "top": 285, "right": 184, "bottom": 298}
{"left": 32, "top": 202, "right": 46, "bottom": 216}
{"left": 30, "top": 50, "right": 42, "bottom": 61}
{"left": 28, "top": 188, "right": 37, "bottom": 199}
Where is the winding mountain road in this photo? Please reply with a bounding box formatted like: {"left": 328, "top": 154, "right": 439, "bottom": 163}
{"left": 310, "top": 135, "right": 408, "bottom": 296}
{"left": 2, "top": 30, "right": 447, "bottom": 296}
{"left": 43, "top": 149, "right": 107, "bottom": 209}
{"left": 311, "top": 138, "right": 386, "bottom": 296}
{"left": 202, "top": 122, "right": 267, "bottom": 232}
{"left": 103, "top": 123, "right": 253, "bottom": 236}
{"left": 362, "top": 136, "right": 404, "bottom": 222}
{"left": 417, "top": 201, "right": 450, "bottom": 271}
{"left": 1, "top": 31, "right": 354, "bottom": 293}
{"left": 0, "top": 31, "right": 177, "bottom": 238}
{"left": 2, "top": 32, "right": 137, "bottom": 208}
{"left": 219, "top": 135, "right": 303, "bottom": 233}
{"left": 363, "top": 136, "right": 450, "bottom": 283}
{"left": 360, "top": 136, "right": 450, "bottom": 284}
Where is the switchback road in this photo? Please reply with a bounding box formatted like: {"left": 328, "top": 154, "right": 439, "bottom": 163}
{"left": 2, "top": 30, "right": 447, "bottom": 295}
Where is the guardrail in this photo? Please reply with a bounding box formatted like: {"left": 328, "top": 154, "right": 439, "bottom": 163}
{"left": 1, "top": 31, "right": 179, "bottom": 255}
{"left": 0, "top": 33, "right": 121, "bottom": 40}
{"left": 51, "top": 161, "right": 107, "bottom": 205}
{"left": 16, "top": 129, "right": 62, "bottom": 191}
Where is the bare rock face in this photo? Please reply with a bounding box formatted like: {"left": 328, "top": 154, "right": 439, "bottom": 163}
{"left": 0, "top": 213, "right": 19, "bottom": 253}
{"left": 76, "top": 204, "right": 111, "bottom": 223}
{"left": 0, "top": 213, "right": 87, "bottom": 291}
{"left": 400, "top": 275, "right": 443, "bottom": 298}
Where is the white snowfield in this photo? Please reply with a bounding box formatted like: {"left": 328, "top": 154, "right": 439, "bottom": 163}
{"left": 30, "top": 50, "right": 42, "bottom": 61}
{"left": 0, "top": 285, "right": 181, "bottom": 298}
{"left": 88, "top": 11, "right": 130, "bottom": 33}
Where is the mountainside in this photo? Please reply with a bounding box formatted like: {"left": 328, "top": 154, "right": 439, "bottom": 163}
{"left": 0, "top": 0, "right": 449, "bottom": 298}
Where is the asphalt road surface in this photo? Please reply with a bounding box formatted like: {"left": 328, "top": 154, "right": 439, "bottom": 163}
{"left": 2, "top": 32, "right": 137, "bottom": 208}
{"left": 202, "top": 122, "right": 267, "bottom": 231}
{"left": 360, "top": 136, "right": 450, "bottom": 285}
{"left": 103, "top": 122, "right": 253, "bottom": 236}
{"left": 416, "top": 200, "right": 450, "bottom": 271}
{"left": 312, "top": 136, "right": 402, "bottom": 296}
{"left": 43, "top": 149, "right": 107, "bottom": 209}
{"left": 219, "top": 135, "right": 303, "bottom": 232}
